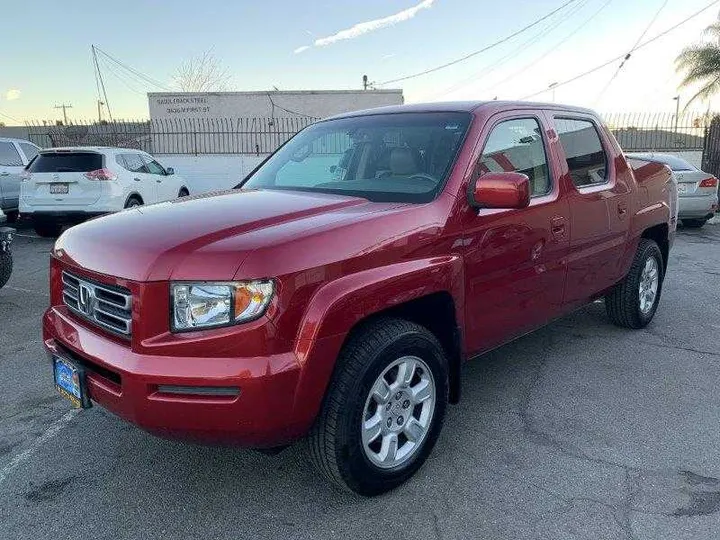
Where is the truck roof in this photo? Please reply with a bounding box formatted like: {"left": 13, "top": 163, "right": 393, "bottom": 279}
{"left": 325, "top": 100, "right": 596, "bottom": 120}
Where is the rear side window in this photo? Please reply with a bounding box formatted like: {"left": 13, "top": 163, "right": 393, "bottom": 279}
{"left": 28, "top": 152, "right": 103, "bottom": 172}
{"left": 476, "top": 117, "right": 552, "bottom": 197}
{"left": 555, "top": 118, "right": 608, "bottom": 187}
{"left": 19, "top": 143, "right": 39, "bottom": 162}
{"left": 121, "top": 153, "right": 148, "bottom": 173}
{"left": 0, "top": 142, "right": 23, "bottom": 166}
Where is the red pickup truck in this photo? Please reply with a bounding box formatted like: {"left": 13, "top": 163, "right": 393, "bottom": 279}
{"left": 44, "top": 101, "right": 675, "bottom": 495}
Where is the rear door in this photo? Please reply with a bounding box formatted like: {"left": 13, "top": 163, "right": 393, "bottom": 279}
{"left": 463, "top": 112, "right": 571, "bottom": 354}
{"left": 552, "top": 115, "right": 632, "bottom": 306}
{"left": 0, "top": 141, "right": 25, "bottom": 211}
{"left": 25, "top": 151, "right": 106, "bottom": 207}
{"left": 120, "top": 153, "right": 157, "bottom": 204}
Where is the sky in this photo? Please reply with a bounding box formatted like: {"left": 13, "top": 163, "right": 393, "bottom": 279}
{"left": 1, "top": 0, "right": 719, "bottom": 124}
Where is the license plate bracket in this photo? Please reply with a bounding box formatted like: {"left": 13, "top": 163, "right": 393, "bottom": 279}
{"left": 53, "top": 355, "right": 92, "bottom": 409}
{"left": 49, "top": 183, "right": 69, "bottom": 195}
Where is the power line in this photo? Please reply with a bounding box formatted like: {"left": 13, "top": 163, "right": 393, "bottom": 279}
{"left": 92, "top": 45, "right": 113, "bottom": 122}
{"left": 433, "top": 0, "right": 606, "bottom": 100}
{"left": 519, "top": 0, "right": 720, "bottom": 100}
{"left": 93, "top": 46, "right": 172, "bottom": 92}
{"left": 0, "top": 111, "right": 21, "bottom": 124}
{"left": 378, "top": 0, "right": 582, "bottom": 85}
{"left": 593, "top": 0, "right": 669, "bottom": 104}
{"left": 266, "top": 92, "right": 315, "bottom": 118}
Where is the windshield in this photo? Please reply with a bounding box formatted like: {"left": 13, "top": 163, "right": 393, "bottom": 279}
{"left": 241, "top": 112, "right": 471, "bottom": 203}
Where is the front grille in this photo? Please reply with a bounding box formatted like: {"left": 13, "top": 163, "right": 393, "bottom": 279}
{"left": 62, "top": 271, "right": 132, "bottom": 337}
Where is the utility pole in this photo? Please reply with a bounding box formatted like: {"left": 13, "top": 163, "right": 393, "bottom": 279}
{"left": 548, "top": 82, "right": 558, "bottom": 103}
{"left": 673, "top": 95, "right": 680, "bottom": 135}
{"left": 54, "top": 103, "right": 72, "bottom": 124}
{"left": 97, "top": 100, "right": 105, "bottom": 123}
{"left": 363, "top": 75, "right": 369, "bottom": 90}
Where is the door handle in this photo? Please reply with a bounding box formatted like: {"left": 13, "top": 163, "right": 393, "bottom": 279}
{"left": 550, "top": 216, "right": 567, "bottom": 239}
{"left": 134, "top": 177, "right": 141, "bottom": 182}
{"left": 618, "top": 204, "right": 628, "bottom": 217}
{"left": 156, "top": 179, "right": 162, "bottom": 183}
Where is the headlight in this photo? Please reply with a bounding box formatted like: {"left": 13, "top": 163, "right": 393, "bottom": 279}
{"left": 171, "top": 280, "right": 274, "bottom": 331}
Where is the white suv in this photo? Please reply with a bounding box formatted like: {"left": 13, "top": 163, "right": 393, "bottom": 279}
{"left": 0, "top": 137, "right": 41, "bottom": 223}
{"left": 20, "top": 147, "right": 189, "bottom": 237}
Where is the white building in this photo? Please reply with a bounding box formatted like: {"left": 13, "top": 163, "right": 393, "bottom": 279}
{"left": 147, "top": 89, "right": 404, "bottom": 121}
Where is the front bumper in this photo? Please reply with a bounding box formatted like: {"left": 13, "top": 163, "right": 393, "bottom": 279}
{"left": 43, "top": 306, "right": 309, "bottom": 447}
{"left": 678, "top": 195, "right": 718, "bottom": 219}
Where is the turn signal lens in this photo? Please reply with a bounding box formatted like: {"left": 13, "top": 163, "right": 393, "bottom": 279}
{"left": 84, "top": 168, "right": 117, "bottom": 181}
{"left": 699, "top": 176, "right": 718, "bottom": 188}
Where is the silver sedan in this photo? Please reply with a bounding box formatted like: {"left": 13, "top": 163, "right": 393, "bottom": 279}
{"left": 627, "top": 153, "right": 718, "bottom": 228}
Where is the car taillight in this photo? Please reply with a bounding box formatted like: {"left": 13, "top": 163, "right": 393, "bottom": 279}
{"left": 84, "top": 168, "right": 117, "bottom": 181}
{"left": 699, "top": 176, "right": 718, "bottom": 188}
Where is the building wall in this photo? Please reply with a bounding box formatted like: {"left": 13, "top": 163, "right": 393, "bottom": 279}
{"left": 147, "top": 90, "right": 404, "bottom": 121}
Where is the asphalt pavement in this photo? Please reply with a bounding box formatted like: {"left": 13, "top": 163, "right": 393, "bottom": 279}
{"left": 1, "top": 221, "right": 720, "bottom": 540}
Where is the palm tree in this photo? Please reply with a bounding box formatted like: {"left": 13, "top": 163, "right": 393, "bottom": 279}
{"left": 676, "top": 22, "right": 720, "bottom": 108}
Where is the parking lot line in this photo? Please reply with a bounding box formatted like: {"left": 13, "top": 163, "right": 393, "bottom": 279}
{"left": 0, "top": 409, "right": 79, "bottom": 486}
{"left": 6, "top": 286, "right": 49, "bottom": 297}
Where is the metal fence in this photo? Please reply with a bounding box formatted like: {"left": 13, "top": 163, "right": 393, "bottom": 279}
{"left": 602, "top": 111, "right": 710, "bottom": 152}
{"left": 25, "top": 111, "right": 715, "bottom": 155}
{"left": 26, "top": 117, "right": 318, "bottom": 156}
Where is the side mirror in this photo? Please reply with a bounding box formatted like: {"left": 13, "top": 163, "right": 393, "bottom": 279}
{"left": 469, "top": 172, "right": 530, "bottom": 209}
{"left": 166, "top": 167, "right": 175, "bottom": 176}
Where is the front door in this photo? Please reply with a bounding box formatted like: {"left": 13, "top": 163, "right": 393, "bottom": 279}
{"left": 142, "top": 155, "right": 177, "bottom": 202}
{"left": 462, "top": 113, "right": 571, "bottom": 355}
{"left": 0, "top": 141, "right": 24, "bottom": 212}
{"left": 550, "top": 116, "right": 632, "bottom": 307}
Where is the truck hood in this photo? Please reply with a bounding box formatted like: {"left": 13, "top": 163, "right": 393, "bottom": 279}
{"left": 54, "top": 189, "right": 395, "bottom": 281}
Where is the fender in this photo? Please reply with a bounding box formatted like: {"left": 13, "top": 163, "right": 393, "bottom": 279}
{"left": 287, "top": 255, "right": 465, "bottom": 430}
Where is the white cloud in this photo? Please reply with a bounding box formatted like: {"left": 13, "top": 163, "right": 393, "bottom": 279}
{"left": 294, "top": 0, "right": 435, "bottom": 53}
{"left": 5, "top": 89, "right": 21, "bottom": 101}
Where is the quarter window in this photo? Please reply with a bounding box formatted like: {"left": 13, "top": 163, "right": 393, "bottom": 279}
{"left": 555, "top": 118, "right": 608, "bottom": 187}
{"left": 0, "top": 142, "right": 23, "bottom": 166}
{"left": 476, "top": 118, "right": 552, "bottom": 197}
{"left": 19, "top": 143, "right": 39, "bottom": 162}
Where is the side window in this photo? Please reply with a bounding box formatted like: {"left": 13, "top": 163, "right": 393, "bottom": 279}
{"left": 115, "top": 155, "right": 127, "bottom": 169}
{"left": 476, "top": 118, "right": 551, "bottom": 197}
{"left": 19, "top": 143, "right": 39, "bottom": 163}
{"left": 0, "top": 142, "right": 23, "bottom": 166}
{"left": 122, "top": 153, "right": 148, "bottom": 174}
{"left": 142, "top": 156, "right": 166, "bottom": 175}
{"left": 555, "top": 118, "right": 608, "bottom": 187}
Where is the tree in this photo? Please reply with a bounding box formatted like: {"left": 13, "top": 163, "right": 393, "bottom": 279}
{"left": 173, "top": 50, "right": 231, "bottom": 92}
{"left": 676, "top": 22, "right": 720, "bottom": 108}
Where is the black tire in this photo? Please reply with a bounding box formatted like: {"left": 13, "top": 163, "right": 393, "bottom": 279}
{"left": 605, "top": 238, "right": 664, "bottom": 329}
{"left": 307, "top": 317, "right": 449, "bottom": 496}
{"left": 33, "top": 221, "right": 63, "bottom": 238}
{"left": 5, "top": 211, "right": 18, "bottom": 224}
{"left": 0, "top": 252, "right": 12, "bottom": 289}
{"left": 124, "top": 196, "right": 143, "bottom": 209}
{"left": 178, "top": 188, "right": 189, "bottom": 198}
{"left": 683, "top": 218, "right": 707, "bottom": 229}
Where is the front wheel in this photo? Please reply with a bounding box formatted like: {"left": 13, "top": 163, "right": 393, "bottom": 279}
{"left": 0, "top": 252, "right": 12, "bottom": 289}
{"left": 605, "top": 238, "right": 664, "bottom": 329}
{"left": 307, "top": 318, "right": 448, "bottom": 496}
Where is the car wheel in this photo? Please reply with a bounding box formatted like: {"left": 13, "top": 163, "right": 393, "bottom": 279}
{"left": 33, "top": 221, "right": 63, "bottom": 238}
{"left": 307, "top": 317, "right": 448, "bottom": 496}
{"left": 178, "top": 188, "right": 189, "bottom": 198}
{"left": 125, "top": 196, "right": 143, "bottom": 209}
{"left": 605, "top": 238, "right": 664, "bottom": 329}
{"left": 683, "top": 218, "right": 707, "bottom": 228}
{"left": 0, "top": 252, "right": 12, "bottom": 289}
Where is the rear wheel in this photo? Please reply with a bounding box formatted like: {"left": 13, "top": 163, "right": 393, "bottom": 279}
{"left": 33, "top": 221, "right": 63, "bottom": 238}
{"left": 683, "top": 218, "right": 707, "bottom": 228}
{"left": 307, "top": 318, "right": 448, "bottom": 496}
{"left": 178, "top": 188, "right": 189, "bottom": 198}
{"left": 124, "top": 196, "right": 143, "bottom": 209}
{"left": 605, "top": 238, "right": 664, "bottom": 329}
{"left": 0, "top": 252, "right": 12, "bottom": 289}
